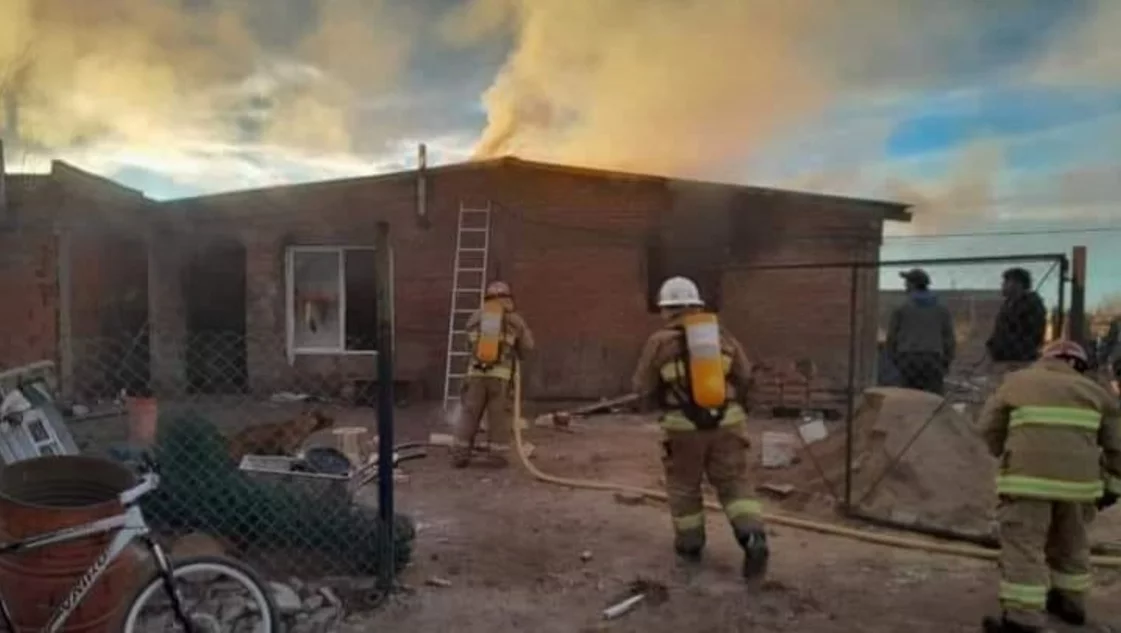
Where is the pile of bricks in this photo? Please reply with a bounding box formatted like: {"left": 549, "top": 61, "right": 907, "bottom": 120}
{"left": 751, "top": 359, "right": 843, "bottom": 418}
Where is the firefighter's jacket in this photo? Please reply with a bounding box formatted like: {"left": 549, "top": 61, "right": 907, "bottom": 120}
{"left": 980, "top": 357, "right": 1121, "bottom": 502}
{"left": 464, "top": 309, "right": 535, "bottom": 381}
{"left": 632, "top": 318, "right": 753, "bottom": 431}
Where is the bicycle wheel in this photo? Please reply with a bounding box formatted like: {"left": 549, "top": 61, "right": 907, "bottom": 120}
{"left": 120, "top": 555, "right": 280, "bottom": 633}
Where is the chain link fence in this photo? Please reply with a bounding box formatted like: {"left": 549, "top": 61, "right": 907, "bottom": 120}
{"left": 843, "top": 255, "right": 1069, "bottom": 542}
{"left": 59, "top": 328, "right": 413, "bottom": 586}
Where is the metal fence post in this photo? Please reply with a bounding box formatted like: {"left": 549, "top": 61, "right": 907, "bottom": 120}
{"left": 374, "top": 221, "right": 396, "bottom": 592}
{"left": 844, "top": 264, "right": 859, "bottom": 510}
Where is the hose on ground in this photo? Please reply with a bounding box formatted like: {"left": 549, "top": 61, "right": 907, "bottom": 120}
{"left": 509, "top": 364, "right": 1121, "bottom": 568}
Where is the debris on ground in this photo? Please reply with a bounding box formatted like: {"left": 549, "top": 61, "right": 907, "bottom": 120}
{"left": 797, "top": 418, "right": 829, "bottom": 445}
{"left": 580, "top": 550, "right": 594, "bottom": 562}
{"left": 760, "top": 483, "right": 797, "bottom": 498}
{"left": 265, "top": 580, "right": 348, "bottom": 633}
{"left": 426, "top": 576, "right": 453, "bottom": 588}
{"left": 761, "top": 431, "right": 799, "bottom": 469}
{"left": 270, "top": 581, "right": 303, "bottom": 614}
{"left": 602, "top": 579, "right": 669, "bottom": 620}
{"left": 614, "top": 491, "right": 647, "bottom": 506}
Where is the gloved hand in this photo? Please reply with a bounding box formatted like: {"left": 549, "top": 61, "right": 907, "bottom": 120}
{"left": 1096, "top": 491, "right": 1119, "bottom": 511}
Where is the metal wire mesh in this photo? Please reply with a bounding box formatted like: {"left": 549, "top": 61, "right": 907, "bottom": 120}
{"left": 62, "top": 328, "right": 413, "bottom": 586}
{"left": 845, "top": 255, "right": 1070, "bottom": 542}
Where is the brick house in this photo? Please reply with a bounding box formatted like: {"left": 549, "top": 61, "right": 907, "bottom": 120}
{"left": 0, "top": 158, "right": 152, "bottom": 398}
{"left": 155, "top": 157, "right": 910, "bottom": 402}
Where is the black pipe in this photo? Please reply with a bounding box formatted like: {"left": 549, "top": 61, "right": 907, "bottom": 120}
{"left": 374, "top": 221, "right": 396, "bottom": 592}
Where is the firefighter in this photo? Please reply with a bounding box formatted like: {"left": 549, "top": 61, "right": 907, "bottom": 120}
{"left": 979, "top": 340, "right": 1121, "bottom": 632}
{"left": 451, "top": 280, "right": 535, "bottom": 469}
{"left": 632, "top": 276, "right": 768, "bottom": 580}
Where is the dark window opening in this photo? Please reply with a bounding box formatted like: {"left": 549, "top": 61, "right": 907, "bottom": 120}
{"left": 344, "top": 249, "right": 379, "bottom": 351}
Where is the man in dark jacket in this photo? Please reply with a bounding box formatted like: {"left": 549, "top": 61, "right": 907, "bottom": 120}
{"left": 987, "top": 267, "right": 1047, "bottom": 368}
{"left": 886, "top": 269, "right": 956, "bottom": 395}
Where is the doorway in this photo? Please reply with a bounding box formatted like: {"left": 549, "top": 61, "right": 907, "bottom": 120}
{"left": 183, "top": 238, "right": 248, "bottom": 394}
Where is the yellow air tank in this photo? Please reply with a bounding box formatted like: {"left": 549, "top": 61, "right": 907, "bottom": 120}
{"left": 683, "top": 312, "right": 726, "bottom": 408}
{"left": 474, "top": 300, "right": 505, "bottom": 364}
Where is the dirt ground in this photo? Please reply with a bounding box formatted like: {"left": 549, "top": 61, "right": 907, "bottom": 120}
{"left": 332, "top": 410, "right": 1121, "bottom": 633}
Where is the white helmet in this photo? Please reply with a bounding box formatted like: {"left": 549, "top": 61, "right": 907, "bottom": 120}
{"left": 657, "top": 276, "right": 703, "bottom": 308}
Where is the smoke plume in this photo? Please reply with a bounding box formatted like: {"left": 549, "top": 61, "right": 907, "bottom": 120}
{"left": 0, "top": 0, "right": 416, "bottom": 159}
{"left": 447, "top": 0, "right": 1119, "bottom": 180}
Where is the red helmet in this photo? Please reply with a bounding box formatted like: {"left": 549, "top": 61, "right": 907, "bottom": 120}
{"left": 1041, "top": 340, "right": 1088, "bottom": 364}
{"left": 484, "top": 280, "right": 512, "bottom": 299}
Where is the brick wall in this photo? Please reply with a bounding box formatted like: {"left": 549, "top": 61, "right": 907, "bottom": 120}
{"left": 0, "top": 165, "right": 152, "bottom": 398}
{"left": 719, "top": 193, "right": 884, "bottom": 392}
{"left": 161, "top": 160, "right": 898, "bottom": 401}
{"left": 0, "top": 226, "right": 58, "bottom": 370}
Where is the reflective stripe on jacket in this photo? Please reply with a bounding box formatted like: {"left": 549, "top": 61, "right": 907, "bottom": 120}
{"left": 980, "top": 358, "right": 1121, "bottom": 503}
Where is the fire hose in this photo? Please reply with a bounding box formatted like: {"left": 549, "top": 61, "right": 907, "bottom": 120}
{"left": 508, "top": 363, "right": 1121, "bottom": 568}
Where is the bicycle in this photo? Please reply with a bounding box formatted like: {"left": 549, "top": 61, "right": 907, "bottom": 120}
{"left": 0, "top": 455, "right": 280, "bottom": 633}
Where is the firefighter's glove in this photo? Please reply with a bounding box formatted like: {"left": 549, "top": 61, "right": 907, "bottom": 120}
{"left": 1096, "top": 491, "right": 1119, "bottom": 511}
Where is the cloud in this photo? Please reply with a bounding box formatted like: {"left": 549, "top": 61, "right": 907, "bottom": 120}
{"left": 1029, "top": 0, "right": 1121, "bottom": 85}
{"left": 53, "top": 131, "right": 477, "bottom": 200}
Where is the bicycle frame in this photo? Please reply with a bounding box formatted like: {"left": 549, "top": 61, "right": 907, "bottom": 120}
{"left": 0, "top": 476, "right": 173, "bottom": 633}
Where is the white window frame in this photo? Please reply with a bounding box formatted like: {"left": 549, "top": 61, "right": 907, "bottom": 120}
{"left": 285, "top": 245, "right": 394, "bottom": 361}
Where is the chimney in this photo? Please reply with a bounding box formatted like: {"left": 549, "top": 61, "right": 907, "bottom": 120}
{"left": 416, "top": 142, "right": 429, "bottom": 229}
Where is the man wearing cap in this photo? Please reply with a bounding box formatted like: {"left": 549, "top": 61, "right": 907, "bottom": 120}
{"left": 886, "top": 268, "right": 956, "bottom": 395}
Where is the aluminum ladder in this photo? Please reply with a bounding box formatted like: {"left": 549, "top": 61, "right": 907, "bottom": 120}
{"left": 442, "top": 201, "right": 492, "bottom": 410}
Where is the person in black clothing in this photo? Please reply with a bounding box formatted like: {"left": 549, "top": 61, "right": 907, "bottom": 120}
{"left": 987, "top": 267, "right": 1047, "bottom": 364}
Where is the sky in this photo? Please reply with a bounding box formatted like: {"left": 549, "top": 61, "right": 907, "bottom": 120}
{"left": 1, "top": 0, "right": 1120, "bottom": 306}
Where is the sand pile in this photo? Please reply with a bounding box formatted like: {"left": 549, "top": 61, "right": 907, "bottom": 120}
{"left": 768, "top": 387, "right": 998, "bottom": 537}
{"left": 850, "top": 387, "right": 998, "bottom": 536}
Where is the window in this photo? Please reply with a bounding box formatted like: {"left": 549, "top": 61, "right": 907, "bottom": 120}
{"left": 285, "top": 246, "right": 390, "bottom": 357}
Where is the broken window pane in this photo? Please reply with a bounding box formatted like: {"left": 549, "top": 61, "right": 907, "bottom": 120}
{"left": 292, "top": 250, "right": 342, "bottom": 350}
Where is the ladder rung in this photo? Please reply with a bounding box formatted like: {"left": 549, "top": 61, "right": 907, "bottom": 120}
{"left": 448, "top": 373, "right": 466, "bottom": 379}
{"left": 449, "top": 351, "right": 470, "bottom": 356}
{"left": 461, "top": 208, "right": 490, "bottom": 213}
{"left": 452, "top": 329, "right": 468, "bottom": 335}
{"left": 458, "top": 267, "right": 485, "bottom": 273}
{"left": 454, "top": 309, "right": 475, "bottom": 314}
{"left": 454, "top": 288, "right": 483, "bottom": 293}
{"left": 459, "top": 248, "right": 487, "bottom": 253}
{"left": 459, "top": 227, "right": 488, "bottom": 233}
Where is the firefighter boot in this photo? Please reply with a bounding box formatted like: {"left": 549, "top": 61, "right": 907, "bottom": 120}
{"left": 981, "top": 615, "right": 1045, "bottom": 633}
{"left": 1045, "top": 589, "right": 1086, "bottom": 626}
{"left": 450, "top": 447, "right": 471, "bottom": 469}
{"left": 738, "top": 528, "right": 769, "bottom": 580}
{"left": 674, "top": 530, "right": 705, "bottom": 564}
